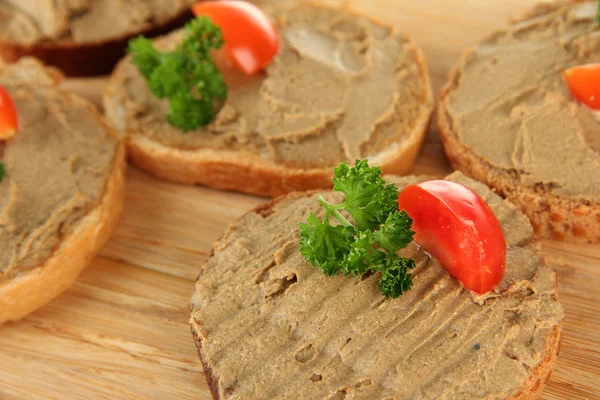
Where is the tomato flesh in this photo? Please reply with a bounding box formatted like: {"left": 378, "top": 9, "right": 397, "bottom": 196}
{"left": 398, "top": 181, "right": 506, "bottom": 293}
{"left": 563, "top": 63, "right": 600, "bottom": 110}
{"left": 0, "top": 86, "right": 18, "bottom": 140}
{"left": 192, "top": 1, "right": 280, "bottom": 75}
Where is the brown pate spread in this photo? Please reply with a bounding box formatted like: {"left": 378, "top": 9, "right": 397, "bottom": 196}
{"left": 110, "top": 1, "right": 432, "bottom": 169}
{"left": 0, "top": 59, "right": 118, "bottom": 280}
{"left": 442, "top": 1, "right": 600, "bottom": 198}
{"left": 0, "top": 0, "right": 197, "bottom": 45}
{"left": 190, "top": 172, "right": 563, "bottom": 399}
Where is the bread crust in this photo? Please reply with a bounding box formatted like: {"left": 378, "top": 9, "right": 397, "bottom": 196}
{"left": 190, "top": 323, "right": 221, "bottom": 400}
{"left": 190, "top": 190, "right": 563, "bottom": 400}
{"left": 104, "top": 5, "right": 434, "bottom": 198}
{"left": 437, "top": 0, "right": 600, "bottom": 243}
{"left": 0, "top": 11, "right": 192, "bottom": 77}
{"left": 0, "top": 137, "right": 125, "bottom": 324}
{"left": 507, "top": 326, "right": 562, "bottom": 400}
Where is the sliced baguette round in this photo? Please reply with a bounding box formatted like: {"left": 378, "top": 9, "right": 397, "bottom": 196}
{"left": 0, "top": 59, "right": 126, "bottom": 323}
{"left": 104, "top": 1, "right": 434, "bottom": 197}
{"left": 189, "top": 172, "right": 563, "bottom": 399}
{"left": 438, "top": 0, "right": 600, "bottom": 243}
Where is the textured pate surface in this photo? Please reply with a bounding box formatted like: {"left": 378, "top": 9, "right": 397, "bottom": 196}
{"left": 441, "top": 1, "right": 600, "bottom": 198}
{"left": 0, "top": 0, "right": 196, "bottom": 45}
{"left": 190, "top": 172, "right": 563, "bottom": 399}
{"left": 108, "top": 1, "right": 432, "bottom": 169}
{"left": 0, "top": 59, "right": 118, "bottom": 279}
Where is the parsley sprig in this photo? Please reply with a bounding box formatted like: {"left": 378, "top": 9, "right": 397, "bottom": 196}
{"left": 128, "top": 17, "right": 227, "bottom": 131}
{"left": 299, "top": 160, "right": 416, "bottom": 298}
{"left": 0, "top": 162, "right": 5, "bottom": 182}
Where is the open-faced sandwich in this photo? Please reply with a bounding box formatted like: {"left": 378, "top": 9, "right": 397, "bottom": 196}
{"left": 0, "top": 58, "right": 125, "bottom": 323}
{"left": 439, "top": 0, "right": 600, "bottom": 243}
{"left": 0, "top": 0, "right": 196, "bottom": 76}
{"left": 189, "top": 161, "right": 564, "bottom": 399}
{"left": 104, "top": 0, "right": 434, "bottom": 197}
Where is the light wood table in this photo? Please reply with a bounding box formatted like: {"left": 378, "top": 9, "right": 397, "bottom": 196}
{"left": 2, "top": 1, "right": 599, "bottom": 399}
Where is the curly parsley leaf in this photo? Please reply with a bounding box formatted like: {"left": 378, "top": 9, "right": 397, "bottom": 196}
{"left": 342, "top": 230, "right": 377, "bottom": 276}
{"left": 373, "top": 211, "right": 414, "bottom": 255}
{"left": 299, "top": 160, "right": 416, "bottom": 298}
{"left": 128, "top": 16, "right": 227, "bottom": 131}
{"left": 377, "top": 256, "right": 415, "bottom": 298}
{"left": 333, "top": 160, "right": 400, "bottom": 231}
{"left": 299, "top": 213, "right": 355, "bottom": 276}
{"left": 0, "top": 162, "right": 4, "bottom": 182}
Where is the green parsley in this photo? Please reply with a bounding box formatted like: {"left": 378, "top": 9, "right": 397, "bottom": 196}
{"left": 0, "top": 162, "right": 4, "bottom": 182}
{"left": 128, "top": 17, "right": 227, "bottom": 131}
{"left": 597, "top": 0, "right": 600, "bottom": 25}
{"left": 299, "top": 160, "right": 416, "bottom": 298}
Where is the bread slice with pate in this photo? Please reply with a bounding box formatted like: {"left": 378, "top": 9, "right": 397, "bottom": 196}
{"left": 104, "top": 1, "right": 434, "bottom": 197}
{"left": 0, "top": 58, "right": 125, "bottom": 323}
{"left": 438, "top": 0, "right": 600, "bottom": 243}
{"left": 0, "top": 0, "right": 196, "bottom": 76}
{"left": 189, "top": 172, "right": 563, "bottom": 399}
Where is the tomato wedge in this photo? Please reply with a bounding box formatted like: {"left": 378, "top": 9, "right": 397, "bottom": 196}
{"left": 398, "top": 180, "right": 506, "bottom": 294}
{"left": 0, "top": 86, "right": 18, "bottom": 140}
{"left": 192, "top": 1, "right": 280, "bottom": 75}
{"left": 563, "top": 63, "right": 600, "bottom": 110}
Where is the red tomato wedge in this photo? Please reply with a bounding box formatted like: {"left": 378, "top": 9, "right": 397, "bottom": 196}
{"left": 0, "top": 86, "right": 18, "bottom": 140}
{"left": 192, "top": 1, "right": 280, "bottom": 75}
{"left": 398, "top": 181, "right": 506, "bottom": 294}
{"left": 563, "top": 63, "right": 600, "bottom": 110}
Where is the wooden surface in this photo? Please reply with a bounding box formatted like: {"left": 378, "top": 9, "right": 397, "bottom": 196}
{"left": 2, "top": 1, "right": 600, "bottom": 399}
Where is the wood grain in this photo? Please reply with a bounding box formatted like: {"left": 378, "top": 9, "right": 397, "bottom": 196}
{"left": 1, "top": 1, "right": 599, "bottom": 399}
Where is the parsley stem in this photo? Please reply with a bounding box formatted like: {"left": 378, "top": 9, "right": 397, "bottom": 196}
{"left": 319, "top": 196, "right": 353, "bottom": 227}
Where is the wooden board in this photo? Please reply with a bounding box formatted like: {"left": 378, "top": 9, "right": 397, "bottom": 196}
{"left": 2, "top": 1, "right": 599, "bottom": 399}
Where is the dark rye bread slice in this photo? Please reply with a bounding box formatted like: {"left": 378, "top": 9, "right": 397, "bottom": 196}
{"left": 438, "top": 0, "right": 600, "bottom": 243}
{"left": 0, "top": 3, "right": 193, "bottom": 76}
{"left": 189, "top": 172, "right": 563, "bottom": 399}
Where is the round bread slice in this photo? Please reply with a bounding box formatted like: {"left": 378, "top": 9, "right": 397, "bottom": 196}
{"left": 189, "top": 172, "right": 564, "bottom": 399}
{"left": 438, "top": 0, "right": 600, "bottom": 243}
{"left": 104, "top": 1, "right": 434, "bottom": 197}
{"left": 0, "top": 1, "right": 196, "bottom": 76}
{"left": 0, "top": 58, "right": 125, "bottom": 323}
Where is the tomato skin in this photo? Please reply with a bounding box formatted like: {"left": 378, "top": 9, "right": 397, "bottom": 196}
{"left": 192, "top": 1, "right": 280, "bottom": 75}
{"left": 0, "top": 86, "right": 18, "bottom": 140}
{"left": 398, "top": 181, "right": 506, "bottom": 294}
{"left": 563, "top": 63, "right": 600, "bottom": 110}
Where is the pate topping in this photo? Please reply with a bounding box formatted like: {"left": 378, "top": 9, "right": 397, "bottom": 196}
{"left": 0, "top": 59, "right": 118, "bottom": 279}
{"left": 190, "top": 172, "right": 563, "bottom": 399}
{"left": 110, "top": 2, "right": 432, "bottom": 169}
{"left": 442, "top": 1, "right": 600, "bottom": 198}
{"left": 0, "top": 0, "right": 197, "bottom": 45}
